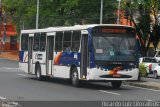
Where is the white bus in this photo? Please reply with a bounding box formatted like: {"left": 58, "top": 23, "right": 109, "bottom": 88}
{"left": 19, "top": 24, "right": 139, "bottom": 88}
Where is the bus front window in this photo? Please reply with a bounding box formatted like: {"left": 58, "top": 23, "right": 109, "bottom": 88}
{"left": 92, "top": 34, "right": 136, "bottom": 63}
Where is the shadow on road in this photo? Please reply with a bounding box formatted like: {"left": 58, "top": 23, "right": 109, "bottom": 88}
{"left": 27, "top": 76, "right": 129, "bottom": 91}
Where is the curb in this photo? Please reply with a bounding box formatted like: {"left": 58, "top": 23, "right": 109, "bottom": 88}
{"left": 123, "top": 81, "right": 160, "bottom": 90}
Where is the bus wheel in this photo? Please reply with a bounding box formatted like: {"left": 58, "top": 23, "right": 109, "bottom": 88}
{"left": 111, "top": 81, "right": 122, "bottom": 89}
{"left": 71, "top": 68, "right": 80, "bottom": 87}
{"left": 36, "top": 64, "right": 43, "bottom": 81}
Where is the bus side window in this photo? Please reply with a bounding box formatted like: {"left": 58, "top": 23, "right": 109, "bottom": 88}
{"left": 33, "top": 33, "right": 40, "bottom": 51}
{"left": 71, "top": 31, "right": 81, "bottom": 52}
{"left": 40, "top": 33, "right": 46, "bottom": 51}
{"left": 21, "top": 34, "right": 29, "bottom": 51}
{"left": 55, "top": 32, "right": 63, "bottom": 52}
{"left": 63, "top": 31, "right": 72, "bottom": 52}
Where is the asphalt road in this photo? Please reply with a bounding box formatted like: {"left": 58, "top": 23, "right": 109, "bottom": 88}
{"left": 0, "top": 59, "right": 160, "bottom": 106}
{"left": 0, "top": 59, "right": 18, "bottom": 68}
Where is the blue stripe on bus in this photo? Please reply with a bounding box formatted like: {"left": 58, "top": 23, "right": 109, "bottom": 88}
{"left": 19, "top": 51, "right": 24, "bottom": 62}
{"left": 58, "top": 52, "right": 80, "bottom": 67}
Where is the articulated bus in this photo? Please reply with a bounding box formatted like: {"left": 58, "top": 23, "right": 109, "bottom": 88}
{"left": 19, "top": 24, "right": 139, "bottom": 88}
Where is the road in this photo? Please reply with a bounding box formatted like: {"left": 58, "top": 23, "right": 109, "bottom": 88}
{"left": 0, "top": 59, "right": 160, "bottom": 106}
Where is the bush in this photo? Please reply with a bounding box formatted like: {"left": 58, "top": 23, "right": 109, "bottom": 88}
{"left": 138, "top": 63, "right": 147, "bottom": 80}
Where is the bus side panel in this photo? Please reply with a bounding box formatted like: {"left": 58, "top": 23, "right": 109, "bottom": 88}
{"left": 19, "top": 63, "right": 28, "bottom": 73}
{"left": 40, "top": 64, "right": 47, "bottom": 76}
{"left": 19, "top": 51, "right": 28, "bottom": 73}
{"left": 53, "top": 52, "right": 80, "bottom": 79}
{"left": 52, "top": 52, "right": 69, "bottom": 78}
{"left": 53, "top": 65, "right": 69, "bottom": 78}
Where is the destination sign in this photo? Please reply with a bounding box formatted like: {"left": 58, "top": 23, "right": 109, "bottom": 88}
{"left": 101, "top": 28, "right": 126, "bottom": 33}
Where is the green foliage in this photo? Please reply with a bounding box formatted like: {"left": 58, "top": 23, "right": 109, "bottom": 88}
{"left": 3, "top": 0, "right": 160, "bottom": 54}
{"left": 138, "top": 15, "right": 151, "bottom": 40}
{"left": 121, "top": 0, "right": 160, "bottom": 56}
{"left": 3, "top": 0, "right": 117, "bottom": 32}
{"left": 139, "top": 63, "right": 147, "bottom": 77}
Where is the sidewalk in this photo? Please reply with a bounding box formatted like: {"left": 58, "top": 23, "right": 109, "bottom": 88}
{"left": 0, "top": 51, "right": 19, "bottom": 61}
{"left": 123, "top": 78, "right": 160, "bottom": 90}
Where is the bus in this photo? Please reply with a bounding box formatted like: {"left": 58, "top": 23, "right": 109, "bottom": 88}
{"left": 19, "top": 24, "right": 139, "bottom": 88}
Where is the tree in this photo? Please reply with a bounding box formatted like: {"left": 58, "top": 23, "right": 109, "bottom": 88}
{"left": 3, "top": 0, "right": 117, "bottom": 32}
{"left": 123, "top": 0, "right": 160, "bottom": 56}
{"left": 3, "top": 0, "right": 37, "bottom": 31}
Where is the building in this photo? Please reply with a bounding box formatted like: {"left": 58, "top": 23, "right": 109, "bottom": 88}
{"left": 0, "top": 24, "right": 18, "bottom": 51}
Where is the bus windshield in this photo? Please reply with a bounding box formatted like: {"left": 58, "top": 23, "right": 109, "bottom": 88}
{"left": 92, "top": 33, "right": 136, "bottom": 62}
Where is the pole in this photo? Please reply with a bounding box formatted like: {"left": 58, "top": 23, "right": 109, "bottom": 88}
{"left": 100, "top": 0, "right": 103, "bottom": 24}
{"left": 3, "top": 8, "right": 6, "bottom": 46}
{"left": 36, "top": 0, "right": 39, "bottom": 29}
{"left": 117, "top": 0, "right": 121, "bottom": 24}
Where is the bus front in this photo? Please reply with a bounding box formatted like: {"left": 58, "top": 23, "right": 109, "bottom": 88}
{"left": 88, "top": 25, "right": 139, "bottom": 87}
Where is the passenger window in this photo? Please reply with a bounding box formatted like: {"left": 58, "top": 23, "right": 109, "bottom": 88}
{"left": 55, "top": 32, "right": 63, "bottom": 51}
{"left": 40, "top": 33, "right": 46, "bottom": 51}
{"left": 71, "top": 31, "right": 81, "bottom": 52}
{"left": 63, "top": 31, "right": 72, "bottom": 52}
{"left": 33, "top": 33, "right": 40, "bottom": 51}
{"left": 21, "top": 34, "right": 29, "bottom": 51}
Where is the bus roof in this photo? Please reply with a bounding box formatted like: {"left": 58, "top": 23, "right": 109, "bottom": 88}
{"left": 21, "top": 24, "right": 135, "bottom": 34}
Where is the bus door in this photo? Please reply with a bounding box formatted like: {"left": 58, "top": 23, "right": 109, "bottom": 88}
{"left": 80, "top": 30, "right": 88, "bottom": 79}
{"left": 33, "top": 33, "right": 46, "bottom": 75}
{"left": 28, "top": 36, "right": 33, "bottom": 74}
{"left": 46, "top": 33, "right": 55, "bottom": 76}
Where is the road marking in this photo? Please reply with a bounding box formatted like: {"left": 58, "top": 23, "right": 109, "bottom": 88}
{"left": 99, "top": 90, "right": 121, "bottom": 96}
{"left": 0, "top": 67, "right": 20, "bottom": 71}
{"left": 0, "top": 71, "right": 21, "bottom": 73}
{"left": 0, "top": 67, "right": 19, "bottom": 70}
{"left": 0, "top": 96, "right": 6, "bottom": 100}
{"left": 123, "top": 85, "right": 160, "bottom": 92}
{"left": 17, "top": 74, "right": 27, "bottom": 77}
{"left": 147, "top": 99, "right": 153, "bottom": 102}
{"left": 0, "top": 67, "right": 22, "bottom": 72}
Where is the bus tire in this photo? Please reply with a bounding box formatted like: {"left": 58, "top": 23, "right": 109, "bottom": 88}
{"left": 71, "top": 68, "right": 80, "bottom": 87}
{"left": 36, "top": 64, "right": 43, "bottom": 81}
{"left": 111, "top": 81, "right": 122, "bottom": 89}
